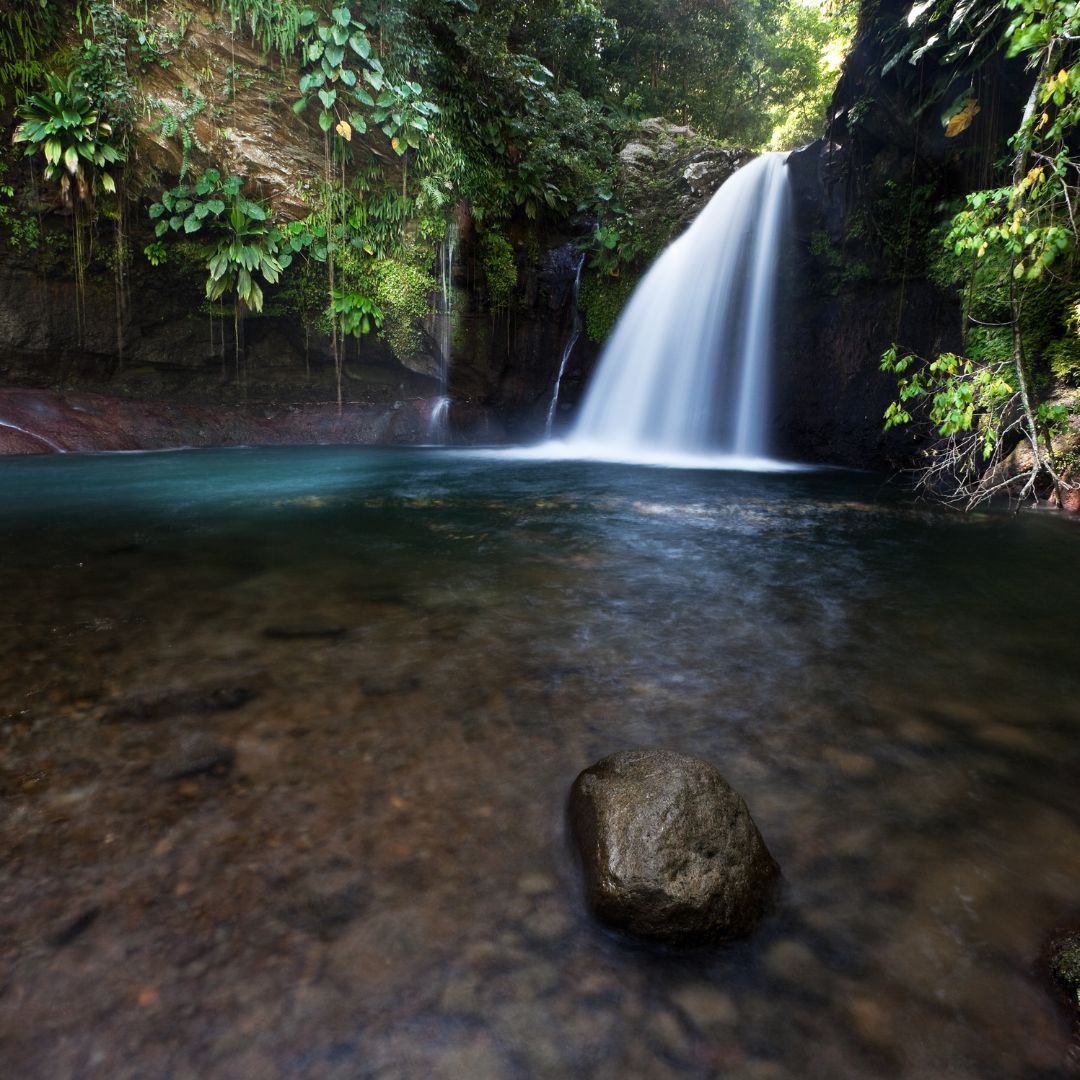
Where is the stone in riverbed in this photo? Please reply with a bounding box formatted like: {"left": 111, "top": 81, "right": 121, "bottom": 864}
{"left": 105, "top": 684, "right": 255, "bottom": 723}
{"left": 569, "top": 749, "right": 779, "bottom": 945}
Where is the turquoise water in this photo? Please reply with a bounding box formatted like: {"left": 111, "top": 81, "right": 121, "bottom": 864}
{"left": 2, "top": 447, "right": 1079, "bottom": 1078}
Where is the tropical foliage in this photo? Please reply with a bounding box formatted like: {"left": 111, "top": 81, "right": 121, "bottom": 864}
{"left": 13, "top": 72, "right": 124, "bottom": 206}
{"left": 882, "top": 0, "right": 1080, "bottom": 507}
{"left": 0, "top": 0, "right": 851, "bottom": 395}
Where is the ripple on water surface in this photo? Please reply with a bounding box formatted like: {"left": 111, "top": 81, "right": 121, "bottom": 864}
{"left": 1, "top": 446, "right": 1079, "bottom": 1079}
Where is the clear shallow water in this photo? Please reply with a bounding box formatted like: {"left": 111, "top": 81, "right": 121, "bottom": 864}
{"left": 1, "top": 446, "right": 1079, "bottom": 1079}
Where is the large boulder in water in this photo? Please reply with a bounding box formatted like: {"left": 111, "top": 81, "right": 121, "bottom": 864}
{"left": 569, "top": 749, "right": 779, "bottom": 945}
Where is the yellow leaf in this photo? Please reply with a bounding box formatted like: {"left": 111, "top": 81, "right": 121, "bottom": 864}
{"left": 1037, "top": 111, "right": 1050, "bottom": 131}
{"left": 335, "top": 120, "right": 352, "bottom": 141}
{"left": 391, "top": 136, "right": 400, "bottom": 151}
{"left": 944, "top": 99, "right": 981, "bottom": 137}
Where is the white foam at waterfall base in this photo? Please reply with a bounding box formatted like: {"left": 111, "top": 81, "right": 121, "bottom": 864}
{"left": 480, "top": 441, "right": 808, "bottom": 472}
{"left": 561, "top": 152, "right": 793, "bottom": 468}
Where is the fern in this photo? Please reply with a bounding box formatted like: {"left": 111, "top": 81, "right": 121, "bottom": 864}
{"left": 217, "top": 0, "right": 304, "bottom": 59}
{"left": 0, "top": 6, "right": 54, "bottom": 107}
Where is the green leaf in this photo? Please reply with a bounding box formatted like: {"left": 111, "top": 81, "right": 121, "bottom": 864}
{"left": 319, "top": 88, "right": 337, "bottom": 110}
{"left": 149, "top": 203, "right": 165, "bottom": 219}
{"left": 208, "top": 251, "right": 229, "bottom": 278}
{"left": 293, "top": 97, "right": 310, "bottom": 114}
{"left": 184, "top": 213, "right": 202, "bottom": 233}
{"left": 325, "top": 45, "right": 345, "bottom": 67}
{"left": 349, "top": 32, "right": 370, "bottom": 59}
{"left": 319, "top": 110, "right": 334, "bottom": 132}
{"left": 207, "top": 199, "right": 225, "bottom": 215}
{"left": 332, "top": 6, "right": 351, "bottom": 26}
{"left": 339, "top": 68, "right": 357, "bottom": 87}
{"left": 238, "top": 198, "right": 267, "bottom": 221}
{"left": 354, "top": 88, "right": 375, "bottom": 107}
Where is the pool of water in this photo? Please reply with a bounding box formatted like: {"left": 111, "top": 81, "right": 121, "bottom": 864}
{"left": 2, "top": 446, "right": 1079, "bottom": 1079}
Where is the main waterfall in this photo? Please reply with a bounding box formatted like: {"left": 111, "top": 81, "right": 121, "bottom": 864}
{"left": 567, "top": 152, "right": 791, "bottom": 465}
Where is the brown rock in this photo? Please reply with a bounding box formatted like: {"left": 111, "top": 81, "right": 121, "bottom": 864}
{"left": 569, "top": 748, "right": 780, "bottom": 945}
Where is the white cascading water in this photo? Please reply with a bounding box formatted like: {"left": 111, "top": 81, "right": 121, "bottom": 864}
{"left": 545, "top": 252, "right": 586, "bottom": 437}
{"left": 0, "top": 419, "right": 64, "bottom": 452}
{"left": 567, "top": 152, "right": 791, "bottom": 465}
{"left": 427, "top": 219, "right": 458, "bottom": 444}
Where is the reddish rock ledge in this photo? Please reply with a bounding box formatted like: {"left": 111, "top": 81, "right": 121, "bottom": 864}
{"left": 0, "top": 388, "right": 458, "bottom": 455}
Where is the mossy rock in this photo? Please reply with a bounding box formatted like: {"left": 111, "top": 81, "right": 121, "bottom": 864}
{"left": 1050, "top": 932, "right": 1080, "bottom": 1010}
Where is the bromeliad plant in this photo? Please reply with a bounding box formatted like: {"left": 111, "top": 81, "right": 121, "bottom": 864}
{"left": 150, "top": 170, "right": 290, "bottom": 315}
{"left": 330, "top": 288, "right": 382, "bottom": 337}
{"left": 150, "top": 170, "right": 291, "bottom": 387}
{"left": 13, "top": 71, "right": 124, "bottom": 207}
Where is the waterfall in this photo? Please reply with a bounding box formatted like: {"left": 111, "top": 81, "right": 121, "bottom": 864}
{"left": 567, "top": 152, "right": 791, "bottom": 464}
{"left": 426, "top": 395, "right": 450, "bottom": 443}
{"left": 0, "top": 419, "right": 65, "bottom": 452}
{"left": 428, "top": 219, "right": 458, "bottom": 445}
{"left": 545, "top": 252, "right": 586, "bottom": 438}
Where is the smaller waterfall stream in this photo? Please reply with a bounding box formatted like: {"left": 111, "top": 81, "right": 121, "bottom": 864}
{"left": 545, "top": 253, "right": 585, "bottom": 437}
{"left": 0, "top": 419, "right": 64, "bottom": 452}
{"left": 427, "top": 220, "right": 458, "bottom": 444}
{"left": 567, "top": 152, "right": 792, "bottom": 465}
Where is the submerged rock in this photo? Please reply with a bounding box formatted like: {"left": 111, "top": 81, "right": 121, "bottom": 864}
{"left": 154, "top": 734, "right": 235, "bottom": 781}
{"left": 105, "top": 684, "right": 254, "bottom": 723}
{"left": 569, "top": 749, "right": 779, "bottom": 945}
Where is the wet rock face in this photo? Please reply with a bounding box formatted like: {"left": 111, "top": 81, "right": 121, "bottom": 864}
{"left": 569, "top": 749, "right": 780, "bottom": 946}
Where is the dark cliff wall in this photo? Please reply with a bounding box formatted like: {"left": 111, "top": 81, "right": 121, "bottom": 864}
{"left": 776, "top": 0, "right": 1028, "bottom": 470}
{"left": 0, "top": 220, "right": 594, "bottom": 444}
{"left": 0, "top": 0, "right": 599, "bottom": 445}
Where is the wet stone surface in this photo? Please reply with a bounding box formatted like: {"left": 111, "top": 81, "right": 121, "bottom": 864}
{"left": 1, "top": 447, "right": 1080, "bottom": 1078}
{"left": 570, "top": 749, "right": 780, "bottom": 944}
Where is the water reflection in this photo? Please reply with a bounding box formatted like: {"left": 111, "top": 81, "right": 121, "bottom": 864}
{"left": 1, "top": 448, "right": 1078, "bottom": 1078}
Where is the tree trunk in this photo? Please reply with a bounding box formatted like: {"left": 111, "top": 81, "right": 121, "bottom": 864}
{"left": 1008, "top": 45, "right": 1063, "bottom": 507}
